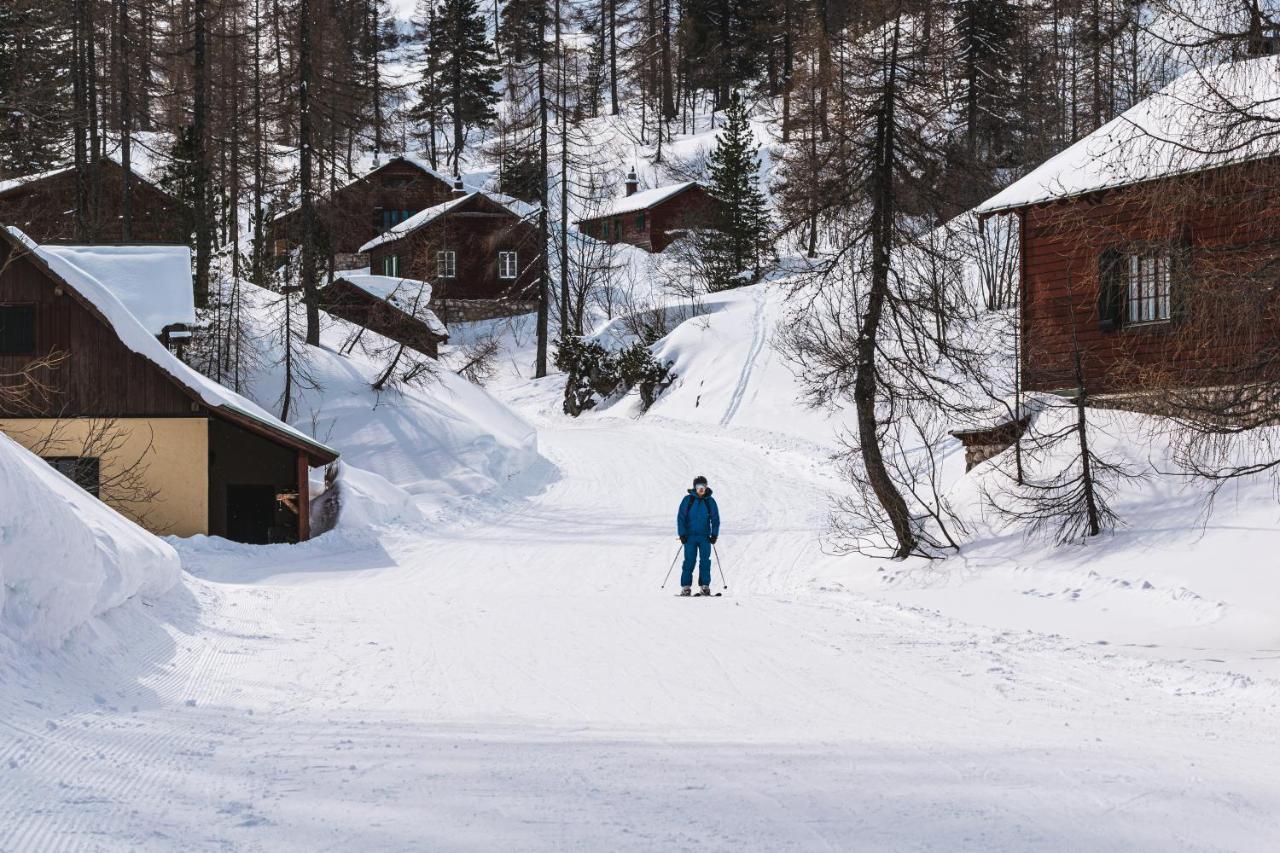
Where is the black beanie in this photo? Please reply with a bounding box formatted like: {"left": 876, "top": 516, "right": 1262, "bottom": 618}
{"left": 693, "top": 475, "right": 708, "bottom": 487}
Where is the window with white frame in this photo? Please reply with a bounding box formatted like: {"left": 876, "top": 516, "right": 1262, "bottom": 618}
{"left": 498, "top": 251, "right": 518, "bottom": 279}
{"left": 1125, "top": 250, "right": 1172, "bottom": 324}
{"left": 437, "top": 250, "right": 457, "bottom": 278}
{"left": 381, "top": 254, "right": 400, "bottom": 277}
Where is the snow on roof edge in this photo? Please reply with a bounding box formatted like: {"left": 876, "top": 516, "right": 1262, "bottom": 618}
{"left": 3, "top": 228, "right": 338, "bottom": 463}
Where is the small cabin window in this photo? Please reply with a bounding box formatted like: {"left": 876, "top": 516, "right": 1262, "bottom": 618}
{"left": 45, "top": 456, "right": 100, "bottom": 498}
{"left": 498, "top": 251, "right": 518, "bottom": 279}
{"left": 635, "top": 212, "right": 645, "bottom": 230}
{"left": 0, "top": 305, "right": 35, "bottom": 354}
{"left": 1125, "top": 251, "right": 1172, "bottom": 325}
{"left": 601, "top": 220, "right": 610, "bottom": 239}
{"left": 381, "top": 255, "right": 400, "bottom": 277}
{"left": 614, "top": 218, "right": 623, "bottom": 236}
{"left": 437, "top": 250, "right": 457, "bottom": 278}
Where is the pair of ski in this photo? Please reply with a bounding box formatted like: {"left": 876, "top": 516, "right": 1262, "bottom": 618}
{"left": 677, "top": 591, "right": 724, "bottom": 597}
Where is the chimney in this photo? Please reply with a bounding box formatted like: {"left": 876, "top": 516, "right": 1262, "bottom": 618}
{"left": 624, "top": 168, "right": 639, "bottom": 197}
{"left": 452, "top": 174, "right": 467, "bottom": 197}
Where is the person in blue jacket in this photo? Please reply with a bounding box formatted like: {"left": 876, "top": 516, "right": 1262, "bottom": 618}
{"left": 677, "top": 475, "right": 720, "bottom": 596}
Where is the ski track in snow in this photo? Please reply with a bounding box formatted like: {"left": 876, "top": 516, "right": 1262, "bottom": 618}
{"left": 719, "top": 285, "right": 770, "bottom": 427}
{"left": 3, "top": 414, "right": 1280, "bottom": 850}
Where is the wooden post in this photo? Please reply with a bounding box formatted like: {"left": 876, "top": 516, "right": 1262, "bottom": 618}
{"left": 296, "top": 451, "right": 311, "bottom": 542}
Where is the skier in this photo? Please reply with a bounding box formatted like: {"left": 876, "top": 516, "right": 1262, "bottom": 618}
{"left": 677, "top": 475, "right": 720, "bottom": 597}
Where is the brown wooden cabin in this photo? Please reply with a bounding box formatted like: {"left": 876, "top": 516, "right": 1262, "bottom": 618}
{"left": 0, "top": 157, "right": 188, "bottom": 244}
{"left": 359, "top": 190, "right": 540, "bottom": 317}
{"left": 575, "top": 171, "right": 719, "bottom": 253}
{"left": 320, "top": 274, "right": 448, "bottom": 358}
{"left": 0, "top": 229, "right": 338, "bottom": 544}
{"left": 976, "top": 64, "right": 1280, "bottom": 399}
{"left": 271, "top": 156, "right": 456, "bottom": 260}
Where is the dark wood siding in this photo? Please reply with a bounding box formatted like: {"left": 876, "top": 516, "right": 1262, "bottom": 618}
{"left": 0, "top": 159, "right": 188, "bottom": 244}
{"left": 1018, "top": 158, "right": 1280, "bottom": 394}
{"left": 207, "top": 418, "right": 303, "bottom": 542}
{"left": 0, "top": 245, "right": 196, "bottom": 417}
{"left": 271, "top": 158, "right": 454, "bottom": 256}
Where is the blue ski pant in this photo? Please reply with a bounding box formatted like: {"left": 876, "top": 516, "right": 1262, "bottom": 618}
{"left": 681, "top": 536, "right": 712, "bottom": 587}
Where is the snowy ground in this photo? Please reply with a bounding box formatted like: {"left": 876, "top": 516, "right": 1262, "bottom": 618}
{"left": 4, "top": 365, "right": 1280, "bottom": 850}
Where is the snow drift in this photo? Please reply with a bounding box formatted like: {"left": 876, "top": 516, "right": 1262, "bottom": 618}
{"left": 0, "top": 433, "right": 179, "bottom": 648}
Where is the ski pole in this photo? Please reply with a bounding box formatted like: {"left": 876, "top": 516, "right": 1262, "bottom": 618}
{"left": 713, "top": 543, "right": 728, "bottom": 590}
{"left": 660, "top": 544, "right": 683, "bottom": 588}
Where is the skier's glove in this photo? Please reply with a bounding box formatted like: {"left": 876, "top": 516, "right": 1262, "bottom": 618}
{"left": 710, "top": 536, "right": 718, "bottom": 544}
{"left": 679, "top": 535, "right": 688, "bottom": 544}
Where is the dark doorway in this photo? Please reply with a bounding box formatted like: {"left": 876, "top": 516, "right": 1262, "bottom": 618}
{"left": 226, "top": 484, "right": 278, "bottom": 545}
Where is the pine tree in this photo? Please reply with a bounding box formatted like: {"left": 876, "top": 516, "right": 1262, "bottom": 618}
{"left": 0, "top": 1, "right": 71, "bottom": 176}
{"left": 423, "top": 0, "right": 501, "bottom": 165}
{"left": 702, "top": 92, "right": 769, "bottom": 291}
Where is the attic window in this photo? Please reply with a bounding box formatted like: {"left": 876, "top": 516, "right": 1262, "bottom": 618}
{"left": 0, "top": 305, "right": 35, "bottom": 354}
{"left": 383, "top": 176, "right": 411, "bottom": 189}
{"left": 635, "top": 212, "right": 645, "bottom": 230}
{"left": 45, "top": 456, "right": 100, "bottom": 498}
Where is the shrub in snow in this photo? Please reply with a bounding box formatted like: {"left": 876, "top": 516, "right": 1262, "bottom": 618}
{"left": 0, "top": 433, "right": 179, "bottom": 647}
{"left": 556, "top": 337, "right": 675, "bottom": 416}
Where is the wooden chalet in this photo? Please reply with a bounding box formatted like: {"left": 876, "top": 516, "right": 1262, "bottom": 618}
{"left": 358, "top": 189, "right": 540, "bottom": 320}
{"left": 320, "top": 272, "right": 449, "bottom": 358}
{"left": 0, "top": 228, "right": 338, "bottom": 544}
{"left": 976, "top": 57, "right": 1280, "bottom": 397}
{"left": 575, "top": 169, "right": 718, "bottom": 253}
{"left": 271, "top": 156, "right": 457, "bottom": 262}
{"left": 0, "top": 157, "right": 187, "bottom": 244}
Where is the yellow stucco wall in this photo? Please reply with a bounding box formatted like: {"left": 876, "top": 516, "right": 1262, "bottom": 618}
{"left": 0, "top": 417, "right": 209, "bottom": 537}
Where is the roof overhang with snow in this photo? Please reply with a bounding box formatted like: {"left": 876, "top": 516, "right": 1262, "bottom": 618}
{"left": 357, "top": 191, "right": 536, "bottom": 254}
{"left": 1, "top": 228, "right": 338, "bottom": 465}
{"left": 40, "top": 244, "right": 196, "bottom": 337}
{"left": 576, "top": 182, "right": 701, "bottom": 223}
{"left": 326, "top": 272, "right": 449, "bottom": 339}
{"left": 975, "top": 57, "right": 1280, "bottom": 219}
{"left": 271, "top": 156, "right": 459, "bottom": 223}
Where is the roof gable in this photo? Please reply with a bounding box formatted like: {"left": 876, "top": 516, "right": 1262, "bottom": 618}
{"left": 1, "top": 228, "right": 337, "bottom": 464}
{"left": 579, "top": 182, "right": 701, "bottom": 221}
{"left": 977, "top": 57, "right": 1280, "bottom": 216}
{"left": 358, "top": 191, "right": 533, "bottom": 253}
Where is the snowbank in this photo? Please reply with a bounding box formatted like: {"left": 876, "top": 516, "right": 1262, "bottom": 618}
{"left": 0, "top": 433, "right": 179, "bottom": 647}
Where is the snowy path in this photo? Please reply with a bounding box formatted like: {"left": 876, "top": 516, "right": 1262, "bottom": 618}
{"left": 3, "top": 415, "right": 1280, "bottom": 850}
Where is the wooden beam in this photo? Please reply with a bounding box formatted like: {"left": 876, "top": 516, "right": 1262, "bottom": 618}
{"left": 296, "top": 451, "right": 311, "bottom": 542}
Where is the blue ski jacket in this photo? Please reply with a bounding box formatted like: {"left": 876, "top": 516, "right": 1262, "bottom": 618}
{"left": 677, "top": 489, "right": 720, "bottom": 538}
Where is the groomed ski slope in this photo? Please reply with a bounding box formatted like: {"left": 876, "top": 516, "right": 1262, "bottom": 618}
{"left": 3, "top": 387, "right": 1280, "bottom": 851}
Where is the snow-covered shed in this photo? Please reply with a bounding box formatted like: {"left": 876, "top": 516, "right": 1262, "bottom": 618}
{"left": 320, "top": 270, "right": 449, "bottom": 358}
{"left": 575, "top": 170, "right": 718, "bottom": 253}
{"left": 975, "top": 57, "right": 1280, "bottom": 396}
{"left": 0, "top": 156, "right": 187, "bottom": 244}
{"left": 0, "top": 228, "right": 338, "bottom": 544}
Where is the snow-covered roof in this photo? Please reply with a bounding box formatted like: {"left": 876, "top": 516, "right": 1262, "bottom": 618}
{"left": 40, "top": 245, "right": 195, "bottom": 336}
{"left": 331, "top": 271, "right": 448, "bottom": 338}
{"left": 271, "top": 156, "right": 461, "bottom": 222}
{"left": 3, "top": 228, "right": 337, "bottom": 464}
{"left": 976, "top": 57, "right": 1280, "bottom": 216}
{"left": 579, "top": 182, "right": 700, "bottom": 220}
{"left": 0, "top": 165, "right": 75, "bottom": 196}
{"left": 358, "top": 190, "right": 534, "bottom": 254}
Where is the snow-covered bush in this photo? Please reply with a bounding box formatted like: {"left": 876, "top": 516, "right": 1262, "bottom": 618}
{"left": 556, "top": 337, "right": 675, "bottom": 415}
{"left": 0, "top": 433, "right": 180, "bottom": 648}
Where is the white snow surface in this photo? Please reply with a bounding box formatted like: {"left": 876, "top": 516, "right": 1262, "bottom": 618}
{"left": 978, "top": 55, "right": 1280, "bottom": 214}
{"left": 40, "top": 244, "right": 196, "bottom": 336}
{"left": 0, "top": 433, "right": 179, "bottom": 648}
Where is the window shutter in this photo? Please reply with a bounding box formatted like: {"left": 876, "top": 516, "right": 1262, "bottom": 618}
{"left": 1097, "top": 248, "right": 1124, "bottom": 332}
{"left": 1170, "top": 229, "right": 1193, "bottom": 324}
